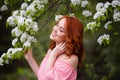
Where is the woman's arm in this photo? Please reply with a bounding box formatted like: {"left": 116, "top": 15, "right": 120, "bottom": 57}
{"left": 24, "top": 49, "right": 39, "bottom": 77}
{"left": 45, "top": 42, "right": 66, "bottom": 70}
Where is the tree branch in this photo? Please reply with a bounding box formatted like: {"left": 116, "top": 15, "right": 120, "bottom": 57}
{"left": 35, "top": 0, "right": 59, "bottom": 21}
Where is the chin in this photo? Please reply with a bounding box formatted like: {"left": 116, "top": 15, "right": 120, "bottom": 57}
{"left": 50, "top": 35, "right": 55, "bottom": 41}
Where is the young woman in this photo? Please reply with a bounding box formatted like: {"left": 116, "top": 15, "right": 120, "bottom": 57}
{"left": 24, "top": 16, "right": 84, "bottom": 80}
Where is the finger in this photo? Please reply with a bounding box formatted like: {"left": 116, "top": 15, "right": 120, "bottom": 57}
{"left": 61, "top": 44, "right": 66, "bottom": 51}
{"left": 59, "top": 42, "right": 64, "bottom": 46}
{"left": 61, "top": 42, "right": 66, "bottom": 48}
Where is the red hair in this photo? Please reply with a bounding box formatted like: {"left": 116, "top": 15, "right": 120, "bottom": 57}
{"left": 49, "top": 16, "right": 84, "bottom": 68}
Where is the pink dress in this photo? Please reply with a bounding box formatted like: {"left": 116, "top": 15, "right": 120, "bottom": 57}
{"left": 37, "top": 55, "right": 77, "bottom": 80}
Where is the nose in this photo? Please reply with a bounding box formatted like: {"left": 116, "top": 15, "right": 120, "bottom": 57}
{"left": 53, "top": 25, "right": 58, "bottom": 32}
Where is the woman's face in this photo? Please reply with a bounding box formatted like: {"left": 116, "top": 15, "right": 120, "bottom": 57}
{"left": 50, "top": 18, "right": 66, "bottom": 44}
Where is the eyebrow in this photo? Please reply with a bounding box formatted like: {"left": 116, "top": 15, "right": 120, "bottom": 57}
{"left": 60, "top": 26, "right": 64, "bottom": 28}
{"left": 57, "top": 23, "right": 65, "bottom": 30}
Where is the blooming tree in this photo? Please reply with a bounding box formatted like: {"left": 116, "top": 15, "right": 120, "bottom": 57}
{"left": 0, "top": 0, "right": 120, "bottom": 66}
{"left": 0, "top": 0, "right": 48, "bottom": 66}
{"left": 86, "top": 0, "right": 120, "bottom": 45}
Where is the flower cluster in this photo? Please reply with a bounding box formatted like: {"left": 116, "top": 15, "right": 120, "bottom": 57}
{"left": 87, "top": 22, "right": 97, "bottom": 31}
{"left": 71, "top": 0, "right": 92, "bottom": 17}
{"left": 86, "top": 0, "right": 120, "bottom": 45}
{"left": 104, "top": 21, "right": 112, "bottom": 30}
{"left": 55, "top": 15, "right": 63, "bottom": 21}
{"left": 71, "top": 0, "right": 81, "bottom": 5}
{"left": 0, "top": 4, "right": 8, "bottom": 11}
{"left": 55, "top": 13, "right": 75, "bottom": 21}
{"left": 0, "top": 0, "right": 48, "bottom": 66}
{"left": 97, "top": 34, "right": 110, "bottom": 45}
{"left": 82, "top": 10, "right": 92, "bottom": 17}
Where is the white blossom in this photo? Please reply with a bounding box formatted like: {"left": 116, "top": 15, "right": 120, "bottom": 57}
{"left": 0, "top": 5, "right": 8, "bottom": 11}
{"left": 0, "top": 58, "right": 3, "bottom": 66}
{"left": 69, "top": 13, "right": 75, "bottom": 17}
{"left": 96, "top": 7, "right": 107, "bottom": 18}
{"left": 55, "top": 15, "right": 63, "bottom": 21}
{"left": 7, "top": 48, "right": 22, "bottom": 54}
{"left": 1, "top": 53, "right": 9, "bottom": 64}
{"left": 26, "top": 21, "right": 39, "bottom": 32}
{"left": 21, "top": 2, "right": 28, "bottom": 10}
{"left": 20, "top": 32, "right": 28, "bottom": 43}
{"left": 27, "top": 36, "right": 37, "bottom": 43}
{"left": 6, "top": 52, "right": 12, "bottom": 59}
{"left": 112, "top": 0, "right": 120, "bottom": 7}
{"left": 12, "top": 10, "right": 19, "bottom": 17}
{"left": 25, "top": 18, "right": 33, "bottom": 25}
{"left": 16, "top": 16, "right": 26, "bottom": 26}
{"left": 97, "top": 34, "right": 110, "bottom": 45}
{"left": 94, "top": 2, "right": 110, "bottom": 20}
{"left": 104, "top": 2, "right": 111, "bottom": 9}
{"left": 93, "top": 11, "right": 105, "bottom": 19}
{"left": 7, "top": 48, "right": 14, "bottom": 54}
{"left": 82, "top": 10, "right": 92, "bottom": 17}
{"left": 26, "top": 0, "right": 46, "bottom": 16}
{"left": 113, "top": 11, "right": 120, "bottom": 21}
{"left": 11, "top": 27, "right": 23, "bottom": 37}
{"left": 14, "top": 48, "right": 23, "bottom": 54}
{"left": 23, "top": 42, "right": 31, "bottom": 47}
{"left": 12, "top": 10, "right": 26, "bottom": 17}
{"left": 71, "top": 0, "right": 81, "bottom": 5}
{"left": 20, "top": 10, "right": 26, "bottom": 17}
{"left": 1, "top": 53, "right": 6, "bottom": 58}
{"left": 7, "top": 16, "right": 16, "bottom": 26}
{"left": 87, "top": 22, "right": 97, "bottom": 30}
{"left": 100, "top": 8, "right": 107, "bottom": 13}
{"left": 81, "top": 1, "right": 89, "bottom": 8}
{"left": 26, "top": 0, "right": 48, "bottom": 17}
{"left": 104, "top": 21, "right": 112, "bottom": 29}
{"left": 96, "top": 3, "right": 104, "bottom": 11}
{"left": 6, "top": 47, "right": 23, "bottom": 59}
{"left": 27, "top": 0, "right": 31, "bottom": 2}
{"left": 34, "top": 1, "right": 45, "bottom": 10}
{"left": 12, "top": 38, "right": 18, "bottom": 46}
{"left": 26, "top": 3, "right": 36, "bottom": 15}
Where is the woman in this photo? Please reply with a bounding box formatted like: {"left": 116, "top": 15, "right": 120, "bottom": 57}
{"left": 24, "top": 16, "right": 84, "bottom": 80}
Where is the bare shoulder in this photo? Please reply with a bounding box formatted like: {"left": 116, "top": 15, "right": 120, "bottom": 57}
{"left": 67, "top": 55, "right": 78, "bottom": 69}
{"left": 62, "top": 55, "right": 78, "bottom": 69}
{"left": 58, "top": 54, "right": 78, "bottom": 69}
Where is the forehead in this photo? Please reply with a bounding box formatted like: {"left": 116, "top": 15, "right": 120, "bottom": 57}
{"left": 58, "top": 18, "right": 66, "bottom": 25}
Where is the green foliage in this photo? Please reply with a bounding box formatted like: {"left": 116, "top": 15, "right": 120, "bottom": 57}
{"left": 0, "top": 67, "right": 36, "bottom": 80}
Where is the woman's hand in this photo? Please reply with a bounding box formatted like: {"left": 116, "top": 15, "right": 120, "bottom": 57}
{"left": 24, "top": 49, "right": 33, "bottom": 60}
{"left": 45, "top": 42, "right": 66, "bottom": 70}
{"left": 50, "top": 42, "right": 66, "bottom": 57}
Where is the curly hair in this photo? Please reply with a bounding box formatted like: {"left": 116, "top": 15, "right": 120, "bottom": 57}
{"left": 49, "top": 16, "right": 84, "bottom": 69}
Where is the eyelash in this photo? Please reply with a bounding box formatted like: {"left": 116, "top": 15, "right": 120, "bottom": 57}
{"left": 55, "top": 24, "right": 63, "bottom": 32}
{"left": 59, "top": 29, "right": 63, "bottom": 32}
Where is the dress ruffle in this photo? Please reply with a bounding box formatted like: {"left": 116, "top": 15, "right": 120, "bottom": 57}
{"left": 37, "top": 55, "right": 77, "bottom": 80}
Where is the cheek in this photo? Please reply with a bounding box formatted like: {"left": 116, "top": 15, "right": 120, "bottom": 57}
{"left": 58, "top": 34, "right": 66, "bottom": 41}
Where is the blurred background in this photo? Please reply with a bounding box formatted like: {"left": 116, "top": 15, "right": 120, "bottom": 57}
{"left": 0, "top": 0, "right": 120, "bottom": 80}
